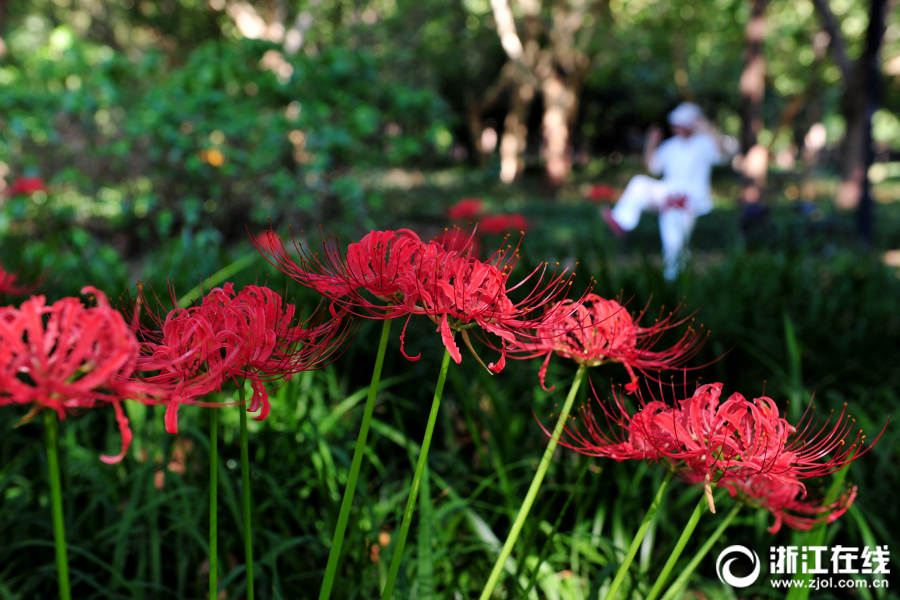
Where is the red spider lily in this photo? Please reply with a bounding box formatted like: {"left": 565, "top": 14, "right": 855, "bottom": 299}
{"left": 199, "top": 283, "right": 353, "bottom": 420}
{"left": 394, "top": 241, "right": 587, "bottom": 372}
{"left": 7, "top": 176, "right": 48, "bottom": 197}
{"left": 131, "top": 302, "right": 229, "bottom": 433}
{"left": 585, "top": 184, "right": 617, "bottom": 202}
{"left": 254, "top": 227, "right": 587, "bottom": 373}
{"left": 721, "top": 475, "right": 857, "bottom": 534}
{"left": 132, "top": 282, "right": 351, "bottom": 433}
{"left": 478, "top": 213, "right": 529, "bottom": 235}
{"left": 433, "top": 227, "right": 477, "bottom": 254}
{"left": 0, "top": 264, "right": 37, "bottom": 295}
{"left": 447, "top": 198, "right": 484, "bottom": 221}
{"left": 555, "top": 381, "right": 883, "bottom": 524}
{"left": 0, "top": 287, "right": 164, "bottom": 463}
{"left": 254, "top": 228, "right": 435, "bottom": 318}
{"left": 516, "top": 294, "right": 705, "bottom": 391}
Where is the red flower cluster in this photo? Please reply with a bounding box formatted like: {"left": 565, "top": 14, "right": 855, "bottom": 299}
{"left": 585, "top": 184, "right": 617, "bottom": 202}
{"left": 255, "top": 227, "right": 585, "bottom": 373}
{"left": 479, "top": 214, "right": 528, "bottom": 235}
{"left": 134, "top": 282, "right": 350, "bottom": 433}
{"left": 7, "top": 176, "right": 49, "bottom": 197}
{"left": 558, "top": 382, "right": 882, "bottom": 532}
{"left": 446, "top": 198, "right": 527, "bottom": 235}
{"left": 447, "top": 198, "right": 485, "bottom": 221}
{"left": 516, "top": 294, "right": 705, "bottom": 392}
{"left": 0, "top": 288, "right": 164, "bottom": 463}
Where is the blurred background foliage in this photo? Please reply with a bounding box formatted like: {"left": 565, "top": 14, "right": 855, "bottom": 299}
{"left": 1, "top": 0, "right": 900, "bottom": 598}
{"left": 1, "top": 0, "right": 898, "bottom": 252}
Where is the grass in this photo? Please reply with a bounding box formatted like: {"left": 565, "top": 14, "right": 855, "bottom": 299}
{"left": 1, "top": 171, "right": 899, "bottom": 599}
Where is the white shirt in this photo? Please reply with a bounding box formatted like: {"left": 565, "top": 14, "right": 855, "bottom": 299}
{"left": 648, "top": 133, "right": 722, "bottom": 215}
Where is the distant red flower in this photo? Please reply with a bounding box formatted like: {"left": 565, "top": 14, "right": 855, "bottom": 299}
{"left": 447, "top": 198, "right": 484, "bottom": 221}
{"left": 478, "top": 213, "right": 528, "bottom": 235}
{"left": 7, "top": 177, "right": 48, "bottom": 197}
{"left": 519, "top": 294, "right": 705, "bottom": 391}
{"left": 585, "top": 184, "right": 617, "bottom": 202}
{"left": 0, "top": 287, "right": 163, "bottom": 463}
{"left": 253, "top": 230, "right": 284, "bottom": 254}
{"left": 0, "top": 264, "right": 36, "bottom": 295}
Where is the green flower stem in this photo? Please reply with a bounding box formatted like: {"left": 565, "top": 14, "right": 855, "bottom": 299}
{"left": 150, "top": 407, "right": 166, "bottom": 600}
{"left": 43, "top": 409, "right": 71, "bottom": 600}
{"left": 644, "top": 494, "right": 707, "bottom": 600}
{"left": 381, "top": 346, "right": 453, "bottom": 600}
{"left": 659, "top": 502, "right": 743, "bottom": 600}
{"left": 177, "top": 253, "right": 257, "bottom": 307}
{"left": 603, "top": 470, "right": 674, "bottom": 600}
{"left": 150, "top": 499, "right": 161, "bottom": 599}
{"left": 319, "top": 319, "right": 393, "bottom": 600}
{"left": 209, "top": 393, "right": 219, "bottom": 600}
{"left": 785, "top": 463, "right": 850, "bottom": 600}
{"left": 239, "top": 385, "right": 255, "bottom": 600}
{"left": 479, "top": 363, "right": 587, "bottom": 600}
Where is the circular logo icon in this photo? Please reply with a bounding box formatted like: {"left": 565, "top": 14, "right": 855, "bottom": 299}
{"left": 716, "top": 545, "right": 761, "bottom": 588}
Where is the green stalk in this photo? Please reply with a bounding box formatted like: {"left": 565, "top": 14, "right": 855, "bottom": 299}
{"left": 644, "top": 494, "right": 707, "bottom": 600}
{"left": 320, "top": 319, "right": 393, "bottom": 600}
{"left": 209, "top": 393, "right": 219, "bottom": 600}
{"left": 659, "top": 502, "right": 742, "bottom": 600}
{"left": 177, "top": 253, "right": 257, "bottom": 307}
{"left": 44, "top": 409, "right": 72, "bottom": 600}
{"left": 478, "top": 364, "right": 587, "bottom": 600}
{"left": 381, "top": 346, "right": 453, "bottom": 600}
{"left": 785, "top": 463, "right": 850, "bottom": 600}
{"left": 603, "top": 471, "right": 673, "bottom": 600}
{"left": 239, "top": 384, "right": 255, "bottom": 600}
{"left": 150, "top": 406, "right": 166, "bottom": 600}
{"left": 150, "top": 499, "right": 160, "bottom": 599}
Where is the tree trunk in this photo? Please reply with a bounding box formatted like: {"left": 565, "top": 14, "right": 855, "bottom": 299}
{"left": 486, "top": 0, "right": 602, "bottom": 185}
{"left": 540, "top": 70, "right": 576, "bottom": 185}
{"left": 855, "top": 0, "right": 888, "bottom": 240}
{"left": 465, "top": 94, "right": 487, "bottom": 167}
{"left": 500, "top": 82, "right": 533, "bottom": 184}
{"left": 535, "top": 1, "right": 593, "bottom": 185}
{"left": 837, "top": 84, "right": 868, "bottom": 209}
{"left": 739, "top": 0, "right": 768, "bottom": 203}
{"left": 835, "top": 0, "right": 889, "bottom": 211}
{"left": 811, "top": 0, "right": 892, "bottom": 211}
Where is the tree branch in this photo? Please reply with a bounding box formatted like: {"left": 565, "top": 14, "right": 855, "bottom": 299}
{"left": 810, "top": 0, "right": 853, "bottom": 79}
{"left": 490, "top": 0, "right": 525, "bottom": 61}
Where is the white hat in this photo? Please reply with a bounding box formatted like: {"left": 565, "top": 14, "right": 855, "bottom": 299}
{"left": 668, "top": 102, "right": 703, "bottom": 129}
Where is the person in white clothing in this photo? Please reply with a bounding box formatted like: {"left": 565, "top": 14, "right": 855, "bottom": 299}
{"left": 602, "top": 102, "right": 725, "bottom": 280}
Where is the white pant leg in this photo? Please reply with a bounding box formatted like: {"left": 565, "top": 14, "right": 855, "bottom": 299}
{"left": 659, "top": 208, "right": 696, "bottom": 280}
{"left": 611, "top": 175, "right": 670, "bottom": 231}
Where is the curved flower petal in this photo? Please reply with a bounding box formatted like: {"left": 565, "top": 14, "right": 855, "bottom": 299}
{"left": 100, "top": 401, "right": 133, "bottom": 465}
{"left": 439, "top": 314, "right": 461, "bottom": 364}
